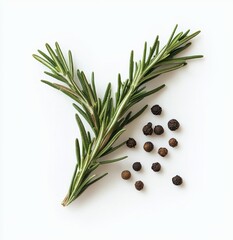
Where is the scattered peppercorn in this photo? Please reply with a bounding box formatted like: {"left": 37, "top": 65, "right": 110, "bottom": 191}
{"left": 135, "top": 181, "right": 144, "bottom": 191}
{"left": 151, "top": 162, "right": 161, "bottom": 172}
{"left": 142, "top": 122, "right": 153, "bottom": 135}
{"left": 151, "top": 104, "right": 162, "bottom": 115}
{"left": 143, "top": 141, "right": 154, "bottom": 152}
{"left": 126, "top": 138, "right": 137, "bottom": 148}
{"left": 132, "top": 162, "right": 142, "bottom": 171}
{"left": 168, "top": 119, "right": 180, "bottom": 131}
{"left": 158, "top": 147, "right": 168, "bottom": 157}
{"left": 169, "top": 138, "right": 178, "bottom": 147}
{"left": 172, "top": 175, "right": 183, "bottom": 185}
{"left": 154, "top": 125, "right": 164, "bottom": 135}
{"left": 121, "top": 170, "right": 131, "bottom": 180}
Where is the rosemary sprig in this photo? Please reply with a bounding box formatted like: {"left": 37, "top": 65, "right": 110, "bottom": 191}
{"left": 33, "top": 25, "right": 202, "bottom": 206}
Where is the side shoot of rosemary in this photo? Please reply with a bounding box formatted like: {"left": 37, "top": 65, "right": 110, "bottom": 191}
{"left": 33, "top": 25, "right": 202, "bottom": 206}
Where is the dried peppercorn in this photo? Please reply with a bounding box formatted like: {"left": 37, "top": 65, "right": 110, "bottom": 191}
{"left": 132, "top": 162, "right": 142, "bottom": 171}
{"left": 126, "top": 138, "right": 137, "bottom": 148}
{"left": 151, "top": 104, "right": 162, "bottom": 115}
{"left": 135, "top": 181, "right": 144, "bottom": 191}
{"left": 172, "top": 175, "right": 183, "bottom": 185}
{"left": 143, "top": 141, "right": 154, "bottom": 152}
{"left": 158, "top": 147, "right": 168, "bottom": 157}
{"left": 142, "top": 122, "right": 153, "bottom": 135}
{"left": 154, "top": 125, "right": 164, "bottom": 135}
{"left": 151, "top": 162, "right": 161, "bottom": 172}
{"left": 169, "top": 138, "right": 178, "bottom": 147}
{"left": 121, "top": 170, "right": 131, "bottom": 180}
{"left": 168, "top": 119, "right": 180, "bottom": 131}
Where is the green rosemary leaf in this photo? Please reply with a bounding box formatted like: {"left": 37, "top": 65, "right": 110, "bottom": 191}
{"left": 87, "top": 131, "right": 92, "bottom": 144}
{"left": 68, "top": 163, "right": 78, "bottom": 195}
{"left": 167, "top": 24, "right": 178, "bottom": 46}
{"left": 37, "top": 50, "right": 56, "bottom": 66}
{"left": 75, "top": 139, "right": 81, "bottom": 166}
{"left": 75, "top": 113, "right": 89, "bottom": 153}
{"left": 44, "top": 71, "right": 66, "bottom": 82}
{"left": 129, "top": 51, "right": 134, "bottom": 82}
{"left": 167, "top": 30, "right": 201, "bottom": 52}
{"left": 170, "top": 32, "right": 183, "bottom": 46}
{"left": 97, "top": 98, "right": 102, "bottom": 115}
{"left": 33, "top": 54, "right": 58, "bottom": 73}
{"left": 169, "top": 42, "right": 192, "bottom": 57}
{"left": 142, "top": 63, "right": 186, "bottom": 83}
{"left": 101, "top": 141, "right": 126, "bottom": 156}
{"left": 73, "top": 103, "right": 94, "bottom": 129}
{"left": 123, "top": 111, "right": 132, "bottom": 123}
{"left": 108, "top": 98, "right": 114, "bottom": 118}
{"left": 41, "top": 80, "right": 83, "bottom": 104}
{"left": 68, "top": 50, "right": 74, "bottom": 79}
{"left": 91, "top": 72, "right": 98, "bottom": 102}
{"left": 141, "top": 42, "right": 147, "bottom": 69}
{"left": 180, "top": 29, "right": 190, "bottom": 40}
{"left": 158, "top": 58, "right": 187, "bottom": 65}
{"left": 45, "top": 43, "right": 65, "bottom": 74}
{"left": 156, "top": 39, "right": 160, "bottom": 55}
{"left": 99, "top": 94, "right": 111, "bottom": 121}
{"left": 55, "top": 42, "right": 69, "bottom": 72}
{"left": 103, "top": 83, "right": 112, "bottom": 104}
{"left": 141, "top": 84, "right": 165, "bottom": 98}
{"left": 115, "top": 74, "right": 123, "bottom": 105}
{"left": 146, "top": 36, "right": 158, "bottom": 66}
{"left": 86, "top": 163, "right": 100, "bottom": 174}
{"left": 84, "top": 173, "right": 108, "bottom": 187}
{"left": 98, "top": 156, "right": 128, "bottom": 164}
{"left": 80, "top": 71, "right": 95, "bottom": 104}
{"left": 83, "top": 103, "right": 100, "bottom": 133}
{"left": 126, "top": 104, "right": 148, "bottom": 125}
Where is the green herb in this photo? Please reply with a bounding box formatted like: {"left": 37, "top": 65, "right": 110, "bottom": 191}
{"left": 33, "top": 25, "right": 202, "bottom": 206}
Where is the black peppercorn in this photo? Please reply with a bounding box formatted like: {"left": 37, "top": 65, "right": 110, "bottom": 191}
{"left": 172, "top": 175, "right": 183, "bottom": 185}
{"left": 142, "top": 122, "right": 153, "bottom": 135}
{"left": 151, "top": 104, "right": 162, "bottom": 115}
{"left": 151, "top": 162, "right": 161, "bottom": 172}
{"left": 126, "top": 138, "right": 137, "bottom": 148}
{"left": 135, "top": 181, "right": 144, "bottom": 191}
{"left": 121, "top": 170, "right": 131, "bottom": 180}
{"left": 143, "top": 141, "right": 154, "bottom": 152}
{"left": 132, "top": 162, "right": 142, "bottom": 171}
{"left": 158, "top": 147, "right": 168, "bottom": 157}
{"left": 168, "top": 119, "right": 180, "bottom": 131}
{"left": 169, "top": 138, "right": 178, "bottom": 147}
{"left": 154, "top": 125, "right": 164, "bottom": 135}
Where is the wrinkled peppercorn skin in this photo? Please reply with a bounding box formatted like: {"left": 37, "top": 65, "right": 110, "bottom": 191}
{"left": 172, "top": 175, "right": 183, "bottom": 185}
{"left": 158, "top": 147, "right": 168, "bottom": 157}
{"left": 143, "top": 142, "right": 154, "bottom": 152}
{"left": 151, "top": 162, "right": 161, "bottom": 172}
{"left": 121, "top": 170, "right": 131, "bottom": 180}
{"left": 154, "top": 125, "right": 164, "bottom": 135}
{"left": 143, "top": 122, "right": 153, "bottom": 135}
{"left": 151, "top": 105, "right": 162, "bottom": 115}
{"left": 135, "top": 181, "right": 144, "bottom": 190}
{"left": 168, "top": 119, "right": 180, "bottom": 131}
{"left": 132, "top": 162, "right": 142, "bottom": 171}
{"left": 169, "top": 138, "right": 178, "bottom": 147}
{"left": 126, "top": 138, "right": 137, "bottom": 148}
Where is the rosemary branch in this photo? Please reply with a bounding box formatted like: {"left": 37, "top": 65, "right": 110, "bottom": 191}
{"left": 33, "top": 25, "right": 202, "bottom": 206}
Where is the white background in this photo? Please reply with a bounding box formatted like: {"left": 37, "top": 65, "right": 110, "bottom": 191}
{"left": 0, "top": 0, "right": 233, "bottom": 239}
